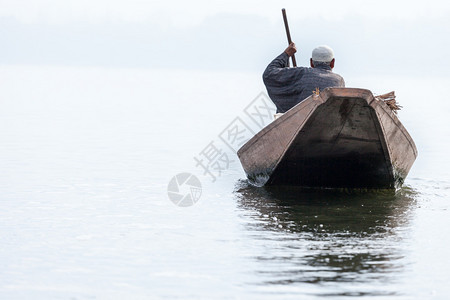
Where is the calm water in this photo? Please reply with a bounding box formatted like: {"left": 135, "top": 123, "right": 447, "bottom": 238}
{"left": 0, "top": 66, "right": 449, "bottom": 299}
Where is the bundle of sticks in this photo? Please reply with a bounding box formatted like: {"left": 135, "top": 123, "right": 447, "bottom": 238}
{"left": 375, "top": 91, "right": 402, "bottom": 114}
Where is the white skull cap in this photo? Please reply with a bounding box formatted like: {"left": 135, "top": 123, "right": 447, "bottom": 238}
{"left": 312, "top": 45, "right": 334, "bottom": 62}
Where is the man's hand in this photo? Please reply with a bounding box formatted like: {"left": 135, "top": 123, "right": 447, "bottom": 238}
{"left": 284, "top": 42, "right": 297, "bottom": 57}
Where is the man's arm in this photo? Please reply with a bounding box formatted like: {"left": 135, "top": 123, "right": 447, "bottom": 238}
{"left": 263, "top": 43, "right": 302, "bottom": 87}
{"left": 265, "top": 43, "right": 297, "bottom": 71}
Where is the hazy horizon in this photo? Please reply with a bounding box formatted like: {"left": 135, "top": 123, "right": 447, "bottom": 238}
{"left": 1, "top": 1, "right": 450, "bottom": 78}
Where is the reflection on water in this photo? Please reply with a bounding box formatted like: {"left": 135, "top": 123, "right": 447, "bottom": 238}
{"left": 234, "top": 180, "right": 418, "bottom": 297}
{"left": 2, "top": 67, "right": 447, "bottom": 299}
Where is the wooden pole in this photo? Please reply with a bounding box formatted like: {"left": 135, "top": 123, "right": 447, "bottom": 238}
{"left": 282, "top": 8, "right": 297, "bottom": 67}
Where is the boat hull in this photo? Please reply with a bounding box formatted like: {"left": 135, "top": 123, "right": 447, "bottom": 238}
{"left": 237, "top": 88, "right": 417, "bottom": 189}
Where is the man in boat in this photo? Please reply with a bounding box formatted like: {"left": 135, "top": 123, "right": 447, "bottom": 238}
{"left": 263, "top": 43, "right": 345, "bottom": 113}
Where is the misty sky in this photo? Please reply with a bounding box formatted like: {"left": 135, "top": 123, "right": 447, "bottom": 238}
{"left": 1, "top": 0, "right": 450, "bottom": 77}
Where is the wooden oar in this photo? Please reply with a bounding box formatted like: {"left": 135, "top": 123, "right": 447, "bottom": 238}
{"left": 282, "top": 8, "right": 297, "bottom": 67}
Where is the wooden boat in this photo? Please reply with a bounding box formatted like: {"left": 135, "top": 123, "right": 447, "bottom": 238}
{"left": 237, "top": 88, "right": 417, "bottom": 189}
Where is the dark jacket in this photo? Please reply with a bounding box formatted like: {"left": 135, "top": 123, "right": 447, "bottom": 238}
{"left": 263, "top": 52, "right": 345, "bottom": 113}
